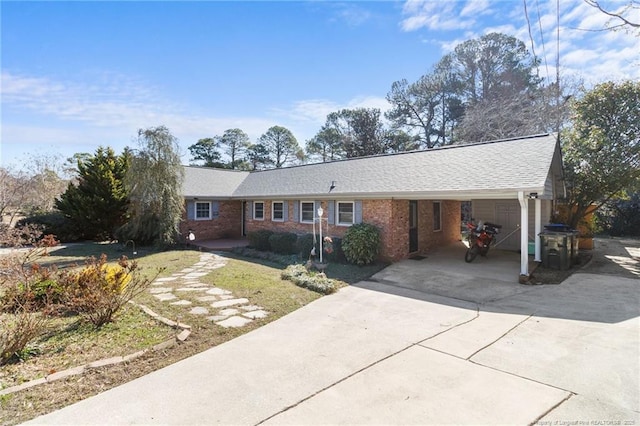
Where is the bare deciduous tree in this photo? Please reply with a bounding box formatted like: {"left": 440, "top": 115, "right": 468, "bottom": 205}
{"left": 583, "top": 0, "right": 639, "bottom": 33}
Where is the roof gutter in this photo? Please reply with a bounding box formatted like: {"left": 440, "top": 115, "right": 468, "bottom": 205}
{"left": 232, "top": 187, "right": 550, "bottom": 201}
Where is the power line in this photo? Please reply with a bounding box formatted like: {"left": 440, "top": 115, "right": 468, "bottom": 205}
{"left": 556, "top": 0, "right": 561, "bottom": 134}
{"left": 535, "top": 0, "right": 551, "bottom": 84}
{"left": 523, "top": 0, "right": 539, "bottom": 78}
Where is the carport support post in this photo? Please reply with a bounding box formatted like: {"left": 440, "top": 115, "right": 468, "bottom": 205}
{"left": 534, "top": 198, "right": 542, "bottom": 262}
{"left": 518, "top": 191, "right": 529, "bottom": 280}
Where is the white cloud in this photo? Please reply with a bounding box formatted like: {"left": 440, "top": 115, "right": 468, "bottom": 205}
{"left": 332, "top": 3, "right": 373, "bottom": 27}
{"left": 400, "top": 1, "right": 474, "bottom": 31}
{"left": 346, "top": 95, "right": 391, "bottom": 113}
{"left": 0, "top": 70, "right": 392, "bottom": 162}
{"left": 399, "top": 0, "right": 640, "bottom": 84}
{"left": 562, "top": 48, "right": 601, "bottom": 66}
{"left": 0, "top": 71, "right": 301, "bottom": 163}
{"left": 273, "top": 96, "right": 389, "bottom": 123}
{"left": 1, "top": 71, "right": 171, "bottom": 129}
{"left": 460, "top": 0, "right": 491, "bottom": 18}
{"left": 269, "top": 95, "right": 391, "bottom": 142}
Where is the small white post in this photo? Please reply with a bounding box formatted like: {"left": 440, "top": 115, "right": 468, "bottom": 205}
{"left": 517, "top": 191, "right": 529, "bottom": 278}
{"left": 317, "top": 206, "right": 324, "bottom": 264}
{"left": 534, "top": 198, "right": 542, "bottom": 262}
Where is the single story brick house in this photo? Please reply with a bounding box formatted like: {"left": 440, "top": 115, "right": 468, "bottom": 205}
{"left": 180, "top": 133, "right": 564, "bottom": 278}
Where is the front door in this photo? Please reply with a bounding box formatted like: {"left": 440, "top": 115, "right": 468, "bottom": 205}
{"left": 409, "top": 200, "right": 418, "bottom": 253}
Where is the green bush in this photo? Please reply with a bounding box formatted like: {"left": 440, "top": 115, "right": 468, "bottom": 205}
{"left": 231, "top": 247, "right": 298, "bottom": 266}
{"left": 281, "top": 264, "right": 337, "bottom": 295}
{"left": 596, "top": 192, "right": 640, "bottom": 237}
{"left": 17, "top": 212, "right": 81, "bottom": 243}
{"left": 115, "top": 213, "right": 162, "bottom": 247}
{"left": 296, "top": 233, "right": 317, "bottom": 259}
{"left": 268, "top": 232, "right": 298, "bottom": 254}
{"left": 325, "top": 236, "right": 347, "bottom": 263}
{"left": 247, "top": 230, "right": 274, "bottom": 251}
{"left": 342, "top": 223, "right": 380, "bottom": 265}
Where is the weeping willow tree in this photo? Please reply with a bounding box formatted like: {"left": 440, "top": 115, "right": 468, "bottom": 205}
{"left": 118, "top": 126, "right": 185, "bottom": 247}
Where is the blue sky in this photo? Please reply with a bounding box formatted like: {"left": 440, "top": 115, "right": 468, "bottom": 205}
{"left": 1, "top": 0, "right": 639, "bottom": 168}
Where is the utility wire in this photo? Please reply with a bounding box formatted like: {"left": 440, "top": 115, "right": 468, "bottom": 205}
{"left": 556, "top": 0, "right": 561, "bottom": 134}
{"left": 535, "top": 0, "right": 551, "bottom": 85}
{"left": 523, "top": 0, "right": 540, "bottom": 78}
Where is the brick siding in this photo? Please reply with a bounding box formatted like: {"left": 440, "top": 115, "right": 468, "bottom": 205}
{"left": 243, "top": 198, "right": 461, "bottom": 262}
{"left": 179, "top": 200, "right": 243, "bottom": 243}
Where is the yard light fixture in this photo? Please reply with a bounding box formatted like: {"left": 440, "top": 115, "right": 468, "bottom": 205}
{"left": 317, "top": 207, "right": 324, "bottom": 217}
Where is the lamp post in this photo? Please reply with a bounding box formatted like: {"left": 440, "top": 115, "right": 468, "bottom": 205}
{"left": 317, "top": 206, "right": 324, "bottom": 264}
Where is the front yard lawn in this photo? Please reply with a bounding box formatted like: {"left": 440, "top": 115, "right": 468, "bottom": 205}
{"left": 0, "top": 244, "right": 333, "bottom": 425}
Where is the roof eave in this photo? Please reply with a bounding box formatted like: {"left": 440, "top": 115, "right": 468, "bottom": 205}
{"left": 232, "top": 187, "right": 550, "bottom": 201}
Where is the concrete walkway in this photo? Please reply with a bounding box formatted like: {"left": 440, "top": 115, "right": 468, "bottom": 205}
{"left": 27, "top": 241, "right": 639, "bottom": 425}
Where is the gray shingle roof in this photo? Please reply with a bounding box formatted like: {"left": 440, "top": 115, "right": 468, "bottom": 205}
{"left": 182, "top": 166, "right": 249, "bottom": 198}
{"left": 182, "top": 134, "right": 561, "bottom": 200}
{"left": 232, "top": 134, "right": 560, "bottom": 200}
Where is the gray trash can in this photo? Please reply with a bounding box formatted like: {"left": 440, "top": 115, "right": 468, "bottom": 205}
{"left": 539, "top": 231, "right": 571, "bottom": 270}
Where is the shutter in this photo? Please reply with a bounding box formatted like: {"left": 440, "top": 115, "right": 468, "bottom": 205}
{"left": 283, "top": 201, "right": 289, "bottom": 221}
{"left": 212, "top": 201, "right": 220, "bottom": 219}
{"left": 293, "top": 201, "right": 299, "bottom": 222}
{"left": 327, "top": 201, "right": 335, "bottom": 225}
{"left": 354, "top": 201, "right": 363, "bottom": 224}
{"left": 249, "top": 201, "right": 254, "bottom": 219}
{"left": 187, "top": 201, "right": 195, "bottom": 220}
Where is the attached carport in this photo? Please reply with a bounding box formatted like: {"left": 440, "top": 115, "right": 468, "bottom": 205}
{"left": 371, "top": 242, "right": 540, "bottom": 302}
{"left": 402, "top": 133, "right": 565, "bottom": 281}
{"left": 416, "top": 191, "right": 555, "bottom": 281}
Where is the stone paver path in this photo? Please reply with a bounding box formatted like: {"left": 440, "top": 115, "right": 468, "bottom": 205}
{"left": 151, "top": 252, "right": 268, "bottom": 328}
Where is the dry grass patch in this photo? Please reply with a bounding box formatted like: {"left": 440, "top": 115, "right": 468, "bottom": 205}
{"left": 0, "top": 306, "right": 175, "bottom": 389}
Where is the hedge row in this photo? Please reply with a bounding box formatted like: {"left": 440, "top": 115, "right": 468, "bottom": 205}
{"left": 247, "top": 224, "right": 379, "bottom": 266}
{"left": 247, "top": 231, "right": 346, "bottom": 261}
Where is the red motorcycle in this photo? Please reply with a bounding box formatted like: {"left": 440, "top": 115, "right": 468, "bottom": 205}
{"left": 464, "top": 220, "right": 502, "bottom": 263}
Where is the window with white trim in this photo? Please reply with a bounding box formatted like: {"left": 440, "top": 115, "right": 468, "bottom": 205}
{"left": 253, "top": 201, "right": 264, "bottom": 220}
{"left": 433, "top": 201, "right": 442, "bottom": 231}
{"left": 195, "top": 202, "right": 211, "bottom": 220}
{"left": 337, "top": 201, "right": 354, "bottom": 226}
{"left": 272, "top": 201, "right": 284, "bottom": 221}
{"left": 300, "top": 202, "right": 314, "bottom": 223}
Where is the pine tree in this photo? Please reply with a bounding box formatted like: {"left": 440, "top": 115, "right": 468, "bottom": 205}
{"left": 56, "top": 147, "right": 129, "bottom": 240}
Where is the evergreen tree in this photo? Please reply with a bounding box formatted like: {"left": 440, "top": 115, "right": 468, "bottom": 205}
{"left": 56, "top": 147, "right": 129, "bottom": 240}
{"left": 220, "top": 128, "right": 250, "bottom": 169}
{"left": 188, "top": 137, "right": 226, "bottom": 167}
{"left": 562, "top": 80, "right": 640, "bottom": 229}
{"left": 258, "top": 126, "right": 300, "bottom": 168}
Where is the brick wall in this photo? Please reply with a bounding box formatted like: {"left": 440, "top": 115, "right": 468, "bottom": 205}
{"left": 416, "top": 200, "right": 461, "bottom": 255}
{"left": 245, "top": 201, "right": 352, "bottom": 238}
{"left": 243, "top": 198, "right": 462, "bottom": 263}
{"left": 179, "top": 200, "right": 243, "bottom": 242}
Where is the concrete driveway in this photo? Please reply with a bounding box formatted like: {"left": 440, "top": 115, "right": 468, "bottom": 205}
{"left": 28, "top": 240, "right": 639, "bottom": 425}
